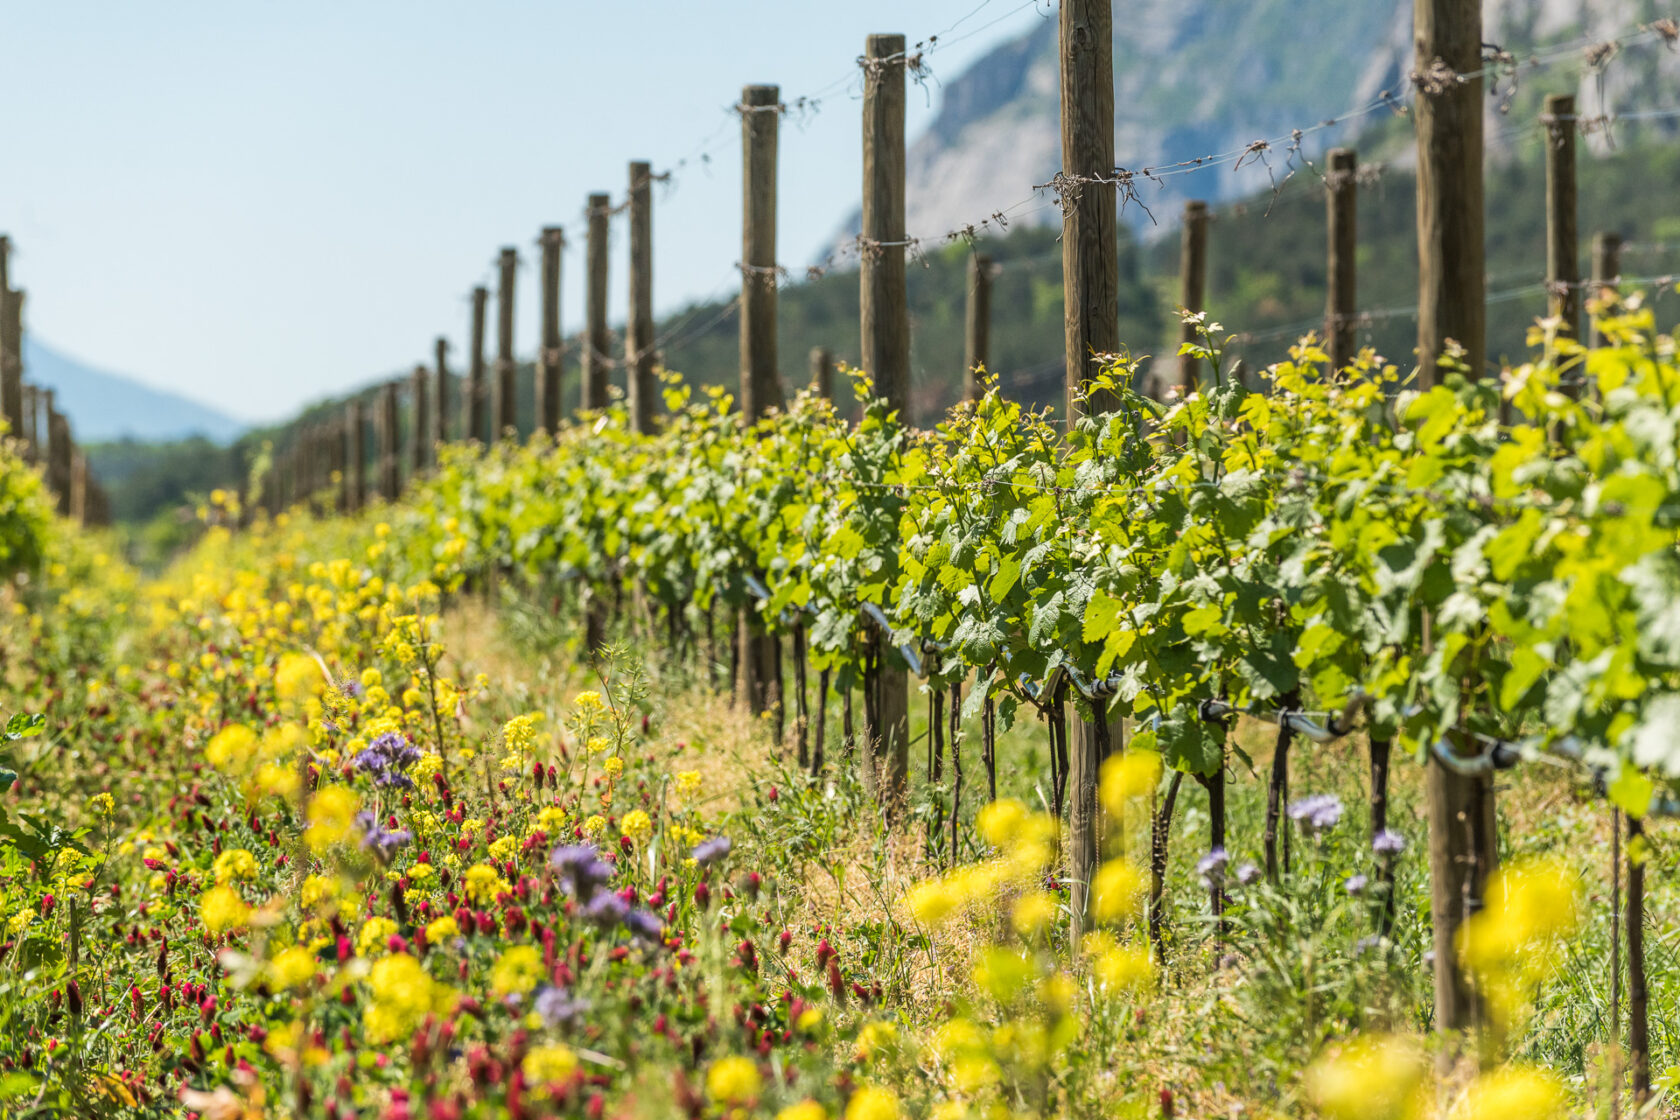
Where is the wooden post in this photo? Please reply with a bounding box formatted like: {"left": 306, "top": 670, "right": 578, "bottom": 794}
{"left": 627, "top": 162, "right": 657, "bottom": 434}
{"left": 1588, "top": 232, "right": 1622, "bottom": 350}
{"left": 300, "top": 425, "right": 318, "bottom": 507}
{"left": 379, "top": 382, "right": 400, "bottom": 502}
{"left": 468, "top": 286, "right": 488, "bottom": 442}
{"left": 1628, "top": 815, "right": 1650, "bottom": 1103}
{"left": 1544, "top": 93, "right": 1580, "bottom": 349}
{"left": 325, "top": 416, "right": 345, "bottom": 513}
{"left": 1416, "top": 0, "right": 1487, "bottom": 390}
{"left": 19, "top": 384, "right": 37, "bottom": 463}
{"left": 495, "top": 247, "right": 518, "bottom": 441}
{"left": 1325, "top": 149, "right": 1358, "bottom": 371}
{"left": 860, "top": 32, "right": 910, "bottom": 810}
{"left": 740, "top": 86, "right": 784, "bottom": 421}
{"left": 70, "top": 449, "right": 88, "bottom": 526}
{"left": 810, "top": 346, "right": 834, "bottom": 400}
{"left": 0, "top": 288, "right": 22, "bottom": 440}
{"left": 432, "top": 337, "right": 450, "bottom": 451}
{"left": 46, "top": 395, "right": 72, "bottom": 517}
{"left": 410, "top": 363, "right": 430, "bottom": 476}
{"left": 1416, "top": 0, "right": 1493, "bottom": 1037}
{"left": 583, "top": 194, "right": 611, "bottom": 411}
{"left": 1177, "top": 200, "right": 1209, "bottom": 397}
{"left": 1060, "top": 0, "right": 1122, "bottom": 947}
{"left": 964, "top": 254, "right": 993, "bottom": 401}
{"left": 345, "top": 400, "right": 366, "bottom": 514}
{"left": 861, "top": 35, "right": 911, "bottom": 422}
{"left": 739, "top": 84, "right": 784, "bottom": 724}
{"left": 537, "top": 226, "right": 565, "bottom": 435}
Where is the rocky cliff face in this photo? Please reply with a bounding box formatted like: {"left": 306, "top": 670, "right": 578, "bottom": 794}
{"left": 837, "top": 0, "right": 1678, "bottom": 250}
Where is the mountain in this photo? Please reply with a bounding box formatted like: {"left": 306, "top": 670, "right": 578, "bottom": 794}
{"left": 843, "top": 0, "right": 1680, "bottom": 248}
{"left": 22, "top": 337, "right": 246, "bottom": 444}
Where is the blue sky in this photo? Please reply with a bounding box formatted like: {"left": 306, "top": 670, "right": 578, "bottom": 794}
{"left": 2, "top": 1, "right": 1050, "bottom": 422}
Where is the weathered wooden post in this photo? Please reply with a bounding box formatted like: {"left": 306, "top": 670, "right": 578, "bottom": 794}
{"left": 1060, "top": 0, "right": 1121, "bottom": 945}
{"left": 432, "top": 337, "right": 450, "bottom": 451}
{"left": 495, "top": 247, "right": 518, "bottom": 441}
{"left": 345, "top": 399, "right": 366, "bottom": 513}
{"left": 861, "top": 32, "right": 911, "bottom": 810}
{"left": 70, "top": 449, "right": 88, "bottom": 525}
{"left": 46, "top": 393, "right": 72, "bottom": 517}
{"left": 584, "top": 194, "right": 612, "bottom": 411}
{"left": 627, "top": 162, "right": 657, "bottom": 434}
{"left": 1628, "top": 814, "right": 1650, "bottom": 1103}
{"left": 1177, "top": 200, "right": 1209, "bottom": 396}
{"left": 468, "top": 286, "right": 489, "bottom": 442}
{"left": 0, "top": 287, "right": 22, "bottom": 439}
{"left": 1416, "top": 0, "right": 1493, "bottom": 1036}
{"left": 964, "top": 253, "right": 993, "bottom": 401}
{"left": 379, "top": 382, "right": 400, "bottom": 502}
{"left": 1588, "top": 232, "right": 1621, "bottom": 350}
{"left": 20, "top": 384, "right": 38, "bottom": 463}
{"left": 325, "top": 416, "right": 345, "bottom": 512}
{"left": 1325, "top": 148, "right": 1358, "bottom": 371}
{"left": 410, "top": 363, "right": 431, "bottom": 476}
{"left": 1544, "top": 93, "right": 1580, "bottom": 350}
{"left": 739, "top": 83, "right": 785, "bottom": 724}
{"left": 538, "top": 226, "right": 565, "bottom": 435}
{"left": 810, "top": 346, "right": 834, "bottom": 401}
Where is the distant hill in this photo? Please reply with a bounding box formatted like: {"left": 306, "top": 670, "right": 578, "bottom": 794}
{"left": 22, "top": 337, "right": 246, "bottom": 444}
{"left": 831, "top": 0, "right": 1680, "bottom": 250}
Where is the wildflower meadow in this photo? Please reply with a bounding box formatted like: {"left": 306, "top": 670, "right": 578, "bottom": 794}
{"left": 0, "top": 311, "right": 1677, "bottom": 1120}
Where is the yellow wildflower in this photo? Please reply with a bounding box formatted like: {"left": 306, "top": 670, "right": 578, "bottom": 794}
{"left": 1090, "top": 859, "right": 1146, "bottom": 923}
{"left": 363, "top": 953, "right": 449, "bottom": 1044}
{"left": 705, "top": 1055, "right": 762, "bottom": 1105}
{"left": 357, "top": 917, "right": 399, "bottom": 956}
{"left": 620, "top": 810, "right": 652, "bottom": 844}
{"left": 490, "top": 945, "right": 544, "bottom": 996}
{"left": 304, "top": 785, "right": 360, "bottom": 853}
{"left": 1304, "top": 1033, "right": 1424, "bottom": 1120}
{"left": 269, "top": 945, "right": 318, "bottom": 990}
{"left": 463, "top": 864, "right": 508, "bottom": 904}
{"left": 845, "top": 1086, "right": 901, "bottom": 1120}
{"left": 200, "top": 886, "right": 250, "bottom": 934}
{"left": 777, "top": 1103, "right": 827, "bottom": 1120}
{"left": 205, "top": 725, "right": 258, "bottom": 772}
{"left": 1450, "top": 1066, "right": 1567, "bottom": 1120}
{"left": 1011, "top": 890, "right": 1057, "bottom": 938}
{"left": 213, "top": 848, "right": 259, "bottom": 884}
{"left": 523, "top": 1043, "right": 578, "bottom": 1087}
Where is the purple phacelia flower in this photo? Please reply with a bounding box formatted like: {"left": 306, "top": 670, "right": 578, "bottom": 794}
{"left": 350, "top": 732, "right": 422, "bottom": 789}
{"left": 691, "top": 835, "right": 732, "bottom": 866}
{"left": 582, "top": 891, "right": 629, "bottom": 928}
{"left": 1371, "top": 829, "right": 1406, "bottom": 857}
{"left": 354, "top": 811, "right": 412, "bottom": 862}
{"left": 550, "top": 844, "right": 614, "bottom": 901}
{"left": 1287, "top": 793, "right": 1344, "bottom": 834}
{"left": 533, "top": 985, "right": 591, "bottom": 1027}
{"left": 625, "top": 909, "right": 664, "bottom": 943}
{"left": 1197, "top": 847, "right": 1229, "bottom": 889}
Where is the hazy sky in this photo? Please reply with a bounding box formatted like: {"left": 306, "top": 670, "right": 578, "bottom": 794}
{"left": 3, "top": 1, "right": 1051, "bottom": 422}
